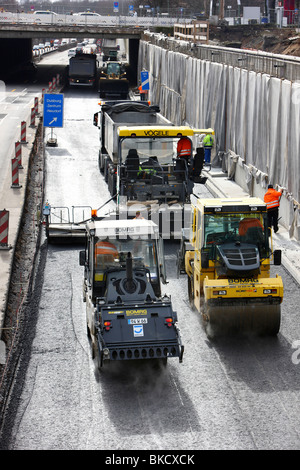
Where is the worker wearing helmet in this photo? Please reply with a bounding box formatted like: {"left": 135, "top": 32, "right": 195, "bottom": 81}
{"left": 264, "top": 184, "right": 282, "bottom": 234}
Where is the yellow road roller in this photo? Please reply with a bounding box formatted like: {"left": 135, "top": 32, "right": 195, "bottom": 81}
{"left": 181, "top": 196, "right": 284, "bottom": 336}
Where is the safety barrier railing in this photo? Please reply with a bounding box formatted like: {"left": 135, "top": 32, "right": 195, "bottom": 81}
{"left": 0, "top": 12, "right": 191, "bottom": 27}
{"left": 152, "top": 34, "right": 300, "bottom": 82}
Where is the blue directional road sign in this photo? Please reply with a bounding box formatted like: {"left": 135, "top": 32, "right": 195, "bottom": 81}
{"left": 140, "top": 71, "right": 149, "bottom": 91}
{"left": 43, "top": 93, "right": 64, "bottom": 128}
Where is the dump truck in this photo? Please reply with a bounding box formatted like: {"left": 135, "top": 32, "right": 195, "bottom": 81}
{"left": 101, "top": 38, "right": 119, "bottom": 61}
{"left": 99, "top": 61, "right": 129, "bottom": 99}
{"left": 79, "top": 216, "right": 184, "bottom": 368}
{"left": 93, "top": 100, "right": 213, "bottom": 238}
{"left": 179, "top": 195, "right": 284, "bottom": 336}
{"left": 68, "top": 53, "right": 98, "bottom": 87}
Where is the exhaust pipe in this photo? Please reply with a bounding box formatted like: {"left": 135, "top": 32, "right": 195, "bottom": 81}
{"left": 124, "top": 252, "right": 136, "bottom": 293}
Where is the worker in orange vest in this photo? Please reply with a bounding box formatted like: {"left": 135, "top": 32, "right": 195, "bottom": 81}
{"left": 95, "top": 241, "right": 119, "bottom": 268}
{"left": 138, "top": 85, "right": 147, "bottom": 101}
{"left": 238, "top": 217, "right": 263, "bottom": 237}
{"left": 177, "top": 136, "right": 192, "bottom": 162}
{"left": 264, "top": 184, "right": 282, "bottom": 234}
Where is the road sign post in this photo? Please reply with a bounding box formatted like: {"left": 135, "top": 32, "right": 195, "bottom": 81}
{"left": 140, "top": 71, "right": 149, "bottom": 101}
{"left": 43, "top": 93, "right": 64, "bottom": 146}
{"left": 140, "top": 71, "right": 149, "bottom": 91}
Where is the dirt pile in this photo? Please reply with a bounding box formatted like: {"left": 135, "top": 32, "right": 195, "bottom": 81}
{"left": 209, "top": 24, "right": 300, "bottom": 57}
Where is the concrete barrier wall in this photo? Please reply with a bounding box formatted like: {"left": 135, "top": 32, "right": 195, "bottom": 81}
{"left": 138, "top": 35, "right": 300, "bottom": 239}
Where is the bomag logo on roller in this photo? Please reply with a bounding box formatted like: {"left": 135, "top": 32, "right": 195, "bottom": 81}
{"left": 126, "top": 309, "right": 147, "bottom": 316}
{"left": 143, "top": 130, "right": 169, "bottom": 137}
{"left": 229, "top": 278, "right": 258, "bottom": 284}
{"left": 115, "top": 227, "right": 134, "bottom": 233}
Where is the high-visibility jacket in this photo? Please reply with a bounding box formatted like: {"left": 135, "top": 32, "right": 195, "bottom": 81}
{"left": 264, "top": 188, "right": 282, "bottom": 210}
{"left": 95, "top": 241, "right": 118, "bottom": 257}
{"left": 94, "top": 241, "right": 118, "bottom": 280}
{"left": 238, "top": 217, "right": 263, "bottom": 236}
{"left": 137, "top": 166, "right": 156, "bottom": 178}
{"left": 203, "top": 134, "right": 214, "bottom": 148}
{"left": 177, "top": 137, "right": 192, "bottom": 158}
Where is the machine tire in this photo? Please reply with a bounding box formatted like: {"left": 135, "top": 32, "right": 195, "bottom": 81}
{"left": 188, "top": 276, "right": 195, "bottom": 310}
{"left": 204, "top": 302, "right": 281, "bottom": 337}
{"left": 96, "top": 347, "right": 102, "bottom": 370}
{"left": 103, "top": 158, "right": 109, "bottom": 182}
{"left": 108, "top": 168, "right": 116, "bottom": 196}
{"left": 256, "top": 304, "right": 281, "bottom": 336}
{"left": 91, "top": 340, "right": 96, "bottom": 359}
{"left": 98, "top": 151, "right": 104, "bottom": 173}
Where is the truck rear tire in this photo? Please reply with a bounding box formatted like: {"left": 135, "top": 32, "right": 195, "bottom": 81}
{"left": 103, "top": 158, "right": 109, "bottom": 182}
{"left": 98, "top": 151, "right": 104, "bottom": 173}
{"left": 108, "top": 167, "right": 116, "bottom": 196}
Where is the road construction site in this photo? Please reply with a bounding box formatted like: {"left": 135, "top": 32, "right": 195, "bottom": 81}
{"left": 0, "top": 36, "right": 300, "bottom": 450}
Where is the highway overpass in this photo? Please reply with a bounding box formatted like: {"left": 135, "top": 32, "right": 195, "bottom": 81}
{"left": 0, "top": 11, "right": 181, "bottom": 78}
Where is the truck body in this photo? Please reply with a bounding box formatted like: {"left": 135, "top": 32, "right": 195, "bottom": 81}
{"left": 79, "top": 217, "right": 184, "bottom": 368}
{"left": 101, "top": 38, "right": 119, "bottom": 61}
{"left": 95, "top": 101, "right": 171, "bottom": 176}
{"left": 94, "top": 101, "right": 213, "bottom": 238}
{"left": 69, "top": 53, "right": 98, "bottom": 87}
{"left": 180, "top": 195, "right": 284, "bottom": 336}
{"left": 99, "top": 61, "right": 129, "bottom": 99}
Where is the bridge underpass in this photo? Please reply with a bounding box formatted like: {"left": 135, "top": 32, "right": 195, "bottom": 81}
{"left": 0, "top": 38, "right": 32, "bottom": 78}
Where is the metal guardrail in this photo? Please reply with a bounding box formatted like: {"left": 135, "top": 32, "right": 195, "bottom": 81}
{"left": 0, "top": 12, "right": 190, "bottom": 27}
{"left": 153, "top": 34, "right": 300, "bottom": 82}
{"left": 49, "top": 206, "right": 92, "bottom": 224}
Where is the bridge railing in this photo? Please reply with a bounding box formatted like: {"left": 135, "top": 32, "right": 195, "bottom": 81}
{"left": 0, "top": 12, "right": 190, "bottom": 27}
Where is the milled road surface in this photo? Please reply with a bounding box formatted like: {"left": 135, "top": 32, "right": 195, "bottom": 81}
{"left": 1, "top": 86, "right": 300, "bottom": 450}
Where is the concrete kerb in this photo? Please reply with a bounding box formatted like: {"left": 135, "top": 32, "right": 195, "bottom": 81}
{"left": 203, "top": 167, "right": 300, "bottom": 287}
{"left": 0, "top": 102, "right": 43, "bottom": 334}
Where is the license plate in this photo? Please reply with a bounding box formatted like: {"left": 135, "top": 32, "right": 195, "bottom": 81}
{"left": 128, "top": 318, "right": 148, "bottom": 325}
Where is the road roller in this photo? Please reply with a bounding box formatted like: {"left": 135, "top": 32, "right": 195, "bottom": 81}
{"left": 179, "top": 195, "right": 284, "bottom": 337}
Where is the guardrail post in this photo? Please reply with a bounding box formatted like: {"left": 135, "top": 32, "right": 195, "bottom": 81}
{"left": 34, "top": 96, "right": 39, "bottom": 115}
{"left": 0, "top": 209, "right": 12, "bottom": 250}
{"left": 11, "top": 158, "right": 22, "bottom": 189}
{"left": 20, "top": 121, "right": 27, "bottom": 144}
{"left": 15, "top": 141, "right": 23, "bottom": 168}
{"left": 30, "top": 107, "right": 36, "bottom": 128}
